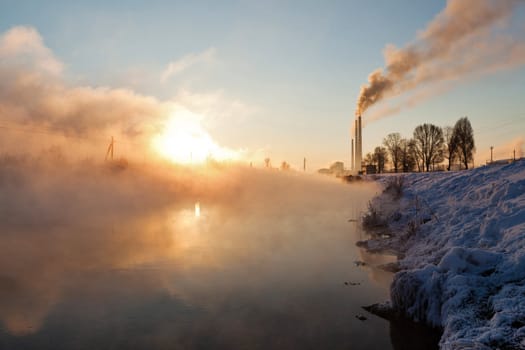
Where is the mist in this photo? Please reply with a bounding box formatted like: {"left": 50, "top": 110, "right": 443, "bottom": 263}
{"left": 0, "top": 152, "right": 379, "bottom": 336}
{"left": 356, "top": 0, "right": 525, "bottom": 120}
{"left": 0, "top": 25, "right": 384, "bottom": 340}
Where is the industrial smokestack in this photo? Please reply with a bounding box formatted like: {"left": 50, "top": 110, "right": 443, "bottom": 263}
{"left": 354, "top": 119, "right": 359, "bottom": 172}
{"left": 351, "top": 138, "right": 354, "bottom": 171}
{"left": 357, "top": 116, "right": 362, "bottom": 172}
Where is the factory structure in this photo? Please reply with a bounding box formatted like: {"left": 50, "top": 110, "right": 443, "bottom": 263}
{"left": 350, "top": 115, "right": 363, "bottom": 174}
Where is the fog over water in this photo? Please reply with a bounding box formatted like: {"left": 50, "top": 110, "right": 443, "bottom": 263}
{"left": 0, "top": 155, "right": 410, "bottom": 349}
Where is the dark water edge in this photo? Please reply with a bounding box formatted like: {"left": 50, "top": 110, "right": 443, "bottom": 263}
{"left": 0, "top": 321, "right": 441, "bottom": 350}
{"left": 388, "top": 318, "right": 442, "bottom": 350}
{"left": 363, "top": 303, "right": 442, "bottom": 350}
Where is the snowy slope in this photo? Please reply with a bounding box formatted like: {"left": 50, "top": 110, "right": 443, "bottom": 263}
{"left": 367, "top": 160, "right": 525, "bottom": 349}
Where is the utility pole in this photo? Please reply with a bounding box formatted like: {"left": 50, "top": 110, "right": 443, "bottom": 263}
{"left": 490, "top": 146, "right": 493, "bottom": 163}
{"left": 513, "top": 149, "right": 516, "bottom": 161}
{"left": 105, "top": 136, "right": 114, "bottom": 161}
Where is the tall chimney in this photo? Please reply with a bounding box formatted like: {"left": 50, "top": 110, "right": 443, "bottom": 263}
{"left": 351, "top": 138, "right": 354, "bottom": 171}
{"left": 354, "top": 116, "right": 362, "bottom": 173}
{"left": 355, "top": 119, "right": 359, "bottom": 172}
{"left": 359, "top": 116, "right": 363, "bottom": 170}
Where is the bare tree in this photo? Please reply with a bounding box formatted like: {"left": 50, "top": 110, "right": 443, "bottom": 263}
{"left": 413, "top": 123, "right": 445, "bottom": 172}
{"left": 264, "top": 158, "right": 271, "bottom": 168}
{"left": 363, "top": 152, "right": 376, "bottom": 172}
{"left": 373, "top": 146, "right": 388, "bottom": 173}
{"left": 408, "top": 138, "right": 422, "bottom": 172}
{"left": 444, "top": 126, "right": 458, "bottom": 171}
{"left": 399, "top": 138, "right": 416, "bottom": 172}
{"left": 453, "top": 117, "right": 475, "bottom": 169}
{"left": 433, "top": 146, "right": 445, "bottom": 171}
{"left": 364, "top": 152, "right": 375, "bottom": 167}
{"left": 383, "top": 133, "right": 402, "bottom": 173}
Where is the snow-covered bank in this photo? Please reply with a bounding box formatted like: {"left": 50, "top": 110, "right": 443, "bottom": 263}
{"left": 361, "top": 160, "right": 525, "bottom": 349}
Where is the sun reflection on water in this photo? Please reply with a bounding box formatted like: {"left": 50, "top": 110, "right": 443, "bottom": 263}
{"left": 195, "top": 202, "right": 201, "bottom": 218}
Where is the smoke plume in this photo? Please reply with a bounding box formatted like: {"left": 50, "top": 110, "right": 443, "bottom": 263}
{"left": 356, "top": 0, "right": 525, "bottom": 117}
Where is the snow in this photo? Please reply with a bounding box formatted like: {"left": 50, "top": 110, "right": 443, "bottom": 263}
{"left": 363, "top": 160, "right": 525, "bottom": 349}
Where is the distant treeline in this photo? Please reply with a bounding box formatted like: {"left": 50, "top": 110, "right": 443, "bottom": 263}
{"left": 366, "top": 117, "right": 475, "bottom": 173}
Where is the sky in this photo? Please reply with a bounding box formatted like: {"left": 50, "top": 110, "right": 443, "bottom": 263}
{"left": 0, "top": 0, "right": 524, "bottom": 170}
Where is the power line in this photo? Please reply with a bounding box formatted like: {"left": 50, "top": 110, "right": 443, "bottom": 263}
{"left": 0, "top": 123, "right": 107, "bottom": 143}
{"left": 476, "top": 115, "right": 525, "bottom": 134}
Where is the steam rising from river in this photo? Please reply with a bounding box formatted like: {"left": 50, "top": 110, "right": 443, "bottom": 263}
{"left": 0, "top": 24, "right": 387, "bottom": 344}
{"left": 0, "top": 155, "right": 378, "bottom": 335}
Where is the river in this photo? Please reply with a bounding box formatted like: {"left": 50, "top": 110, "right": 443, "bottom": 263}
{"left": 0, "top": 168, "right": 437, "bottom": 349}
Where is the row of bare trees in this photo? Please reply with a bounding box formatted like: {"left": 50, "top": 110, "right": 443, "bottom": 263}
{"left": 366, "top": 117, "right": 475, "bottom": 173}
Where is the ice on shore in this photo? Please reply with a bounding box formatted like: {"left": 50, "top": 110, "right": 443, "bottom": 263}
{"left": 365, "top": 160, "right": 525, "bottom": 349}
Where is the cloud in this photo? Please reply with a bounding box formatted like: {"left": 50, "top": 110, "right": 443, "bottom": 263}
{"left": 0, "top": 27, "right": 252, "bottom": 162}
{"left": 160, "top": 47, "right": 216, "bottom": 83}
{"left": 173, "top": 89, "right": 257, "bottom": 125}
{"left": 0, "top": 26, "right": 63, "bottom": 75}
{"left": 0, "top": 26, "right": 170, "bottom": 142}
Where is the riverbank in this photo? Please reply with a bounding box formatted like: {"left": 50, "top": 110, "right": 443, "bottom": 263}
{"left": 359, "top": 160, "right": 525, "bottom": 349}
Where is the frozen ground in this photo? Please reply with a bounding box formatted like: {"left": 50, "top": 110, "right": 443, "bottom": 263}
{"left": 361, "top": 160, "right": 525, "bottom": 349}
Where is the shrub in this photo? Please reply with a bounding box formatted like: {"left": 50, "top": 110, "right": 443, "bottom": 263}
{"left": 362, "top": 201, "right": 388, "bottom": 229}
{"left": 384, "top": 176, "right": 404, "bottom": 199}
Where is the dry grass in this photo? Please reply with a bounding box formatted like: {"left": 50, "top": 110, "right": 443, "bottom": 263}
{"left": 383, "top": 176, "right": 404, "bottom": 199}
{"left": 362, "top": 201, "right": 388, "bottom": 229}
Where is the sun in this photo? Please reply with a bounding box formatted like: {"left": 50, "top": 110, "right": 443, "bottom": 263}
{"left": 152, "top": 110, "right": 238, "bottom": 164}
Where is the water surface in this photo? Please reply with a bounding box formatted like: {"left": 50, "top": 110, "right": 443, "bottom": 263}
{"left": 0, "top": 168, "right": 418, "bottom": 349}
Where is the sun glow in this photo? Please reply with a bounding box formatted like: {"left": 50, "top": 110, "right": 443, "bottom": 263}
{"left": 152, "top": 110, "right": 238, "bottom": 164}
